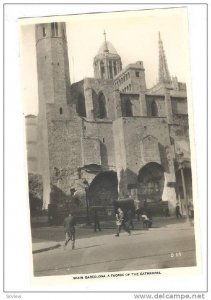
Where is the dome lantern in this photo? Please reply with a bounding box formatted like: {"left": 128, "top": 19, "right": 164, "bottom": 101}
{"left": 93, "top": 30, "right": 122, "bottom": 79}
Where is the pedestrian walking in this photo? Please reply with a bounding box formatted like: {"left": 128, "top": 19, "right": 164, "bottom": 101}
{"left": 63, "top": 212, "right": 76, "bottom": 249}
{"left": 136, "top": 208, "right": 141, "bottom": 221}
{"left": 175, "top": 203, "right": 182, "bottom": 219}
{"left": 115, "top": 208, "right": 131, "bottom": 237}
{"left": 93, "top": 209, "right": 101, "bottom": 232}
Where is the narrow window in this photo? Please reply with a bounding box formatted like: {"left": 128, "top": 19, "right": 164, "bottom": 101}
{"left": 55, "top": 23, "right": 58, "bottom": 36}
{"left": 114, "top": 62, "right": 117, "bottom": 76}
{"left": 43, "top": 27, "right": 46, "bottom": 37}
{"left": 51, "top": 23, "right": 55, "bottom": 36}
{"left": 136, "top": 71, "right": 139, "bottom": 77}
{"left": 151, "top": 100, "right": 158, "bottom": 117}
{"left": 100, "top": 61, "right": 105, "bottom": 79}
{"left": 59, "top": 107, "right": 63, "bottom": 115}
{"left": 109, "top": 61, "right": 113, "bottom": 79}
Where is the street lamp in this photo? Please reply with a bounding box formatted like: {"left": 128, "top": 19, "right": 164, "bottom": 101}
{"left": 83, "top": 179, "right": 90, "bottom": 225}
{"left": 177, "top": 151, "right": 190, "bottom": 223}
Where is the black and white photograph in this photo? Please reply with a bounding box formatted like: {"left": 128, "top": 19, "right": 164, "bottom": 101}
{"left": 19, "top": 7, "right": 197, "bottom": 278}
{"left": 4, "top": 4, "right": 208, "bottom": 295}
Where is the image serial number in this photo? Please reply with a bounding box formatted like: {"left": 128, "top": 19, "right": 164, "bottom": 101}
{"left": 170, "top": 252, "right": 182, "bottom": 258}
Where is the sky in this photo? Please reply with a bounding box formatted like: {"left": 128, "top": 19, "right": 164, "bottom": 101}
{"left": 19, "top": 7, "right": 190, "bottom": 116}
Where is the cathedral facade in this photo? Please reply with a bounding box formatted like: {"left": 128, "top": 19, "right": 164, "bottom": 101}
{"left": 25, "top": 22, "right": 192, "bottom": 217}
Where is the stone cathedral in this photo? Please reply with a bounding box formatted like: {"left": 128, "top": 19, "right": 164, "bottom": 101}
{"left": 25, "top": 22, "right": 192, "bottom": 218}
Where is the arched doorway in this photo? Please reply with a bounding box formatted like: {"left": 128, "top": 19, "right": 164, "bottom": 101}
{"left": 138, "top": 162, "right": 164, "bottom": 202}
{"left": 88, "top": 171, "right": 118, "bottom": 207}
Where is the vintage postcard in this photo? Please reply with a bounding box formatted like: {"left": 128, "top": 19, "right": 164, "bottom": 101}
{"left": 18, "top": 6, "right": 201, "bottom": 290}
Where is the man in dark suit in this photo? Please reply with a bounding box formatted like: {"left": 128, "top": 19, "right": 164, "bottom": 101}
{"left": 93, "top": 209, "right": 101, "bottom": 232}
{"left": 64, "top": 213, "right": 76, "bottom": 249}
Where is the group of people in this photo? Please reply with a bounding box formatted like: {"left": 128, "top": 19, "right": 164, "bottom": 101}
{"left": 63, "top": 207, "right": 153, "bottom": 249}
{"left": 63, "top": 200, "right": 194, "bottom": 250}
{"left": 175, "top": 202, "right": 194, "bottom": 219}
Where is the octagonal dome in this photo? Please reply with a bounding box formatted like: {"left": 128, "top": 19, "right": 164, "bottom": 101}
{"left": 98, "top": 41, "right": 118, "bottom": 55}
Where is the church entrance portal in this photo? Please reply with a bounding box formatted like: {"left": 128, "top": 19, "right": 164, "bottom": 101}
{"left": 138, "top": 162, "right": 165, "bottom": 202}
{"left": 88, "top": 171, "right": 118, "bottom": 207}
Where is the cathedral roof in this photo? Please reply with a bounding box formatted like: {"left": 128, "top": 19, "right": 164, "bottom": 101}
{"left": 97, "top": 40, "right": 118, "bottom": 55}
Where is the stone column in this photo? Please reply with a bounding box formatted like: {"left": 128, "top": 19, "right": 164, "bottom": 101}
{"left": 104, "top": 57, "right": 109, "bottom": 79}
{"left": 84, "top": 85, "right": 94, "bottom": 119}
{"left": 113, "top": 90, "right": 122, "bottom": 119}
{"left": 139, "top": 92, "right": 147, "bottom": 116}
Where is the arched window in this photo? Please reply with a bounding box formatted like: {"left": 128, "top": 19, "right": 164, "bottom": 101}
{"left": 125, "top": 98, "right": 133, "bottom": 117}
{"left": 151, "top": 100, "right": 158, "bottom": 117}
{"left": 59, "top": 107, "right": 63, "bottom": 115}
{"left": 98, "top": 92, "right": 107, "bottom": 119}
{"left": 77, "top": 94, "right": 86, "bottom": 117}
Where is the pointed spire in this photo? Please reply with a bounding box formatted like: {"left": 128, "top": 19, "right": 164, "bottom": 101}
{"left": 158, "top": 32, "right": 171, "bottom": 84}
{"left": 103, "top": 29, "right": 109, "bottom": 53}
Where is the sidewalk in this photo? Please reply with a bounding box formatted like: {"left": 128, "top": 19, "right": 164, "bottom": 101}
{"left": 32, "top": 217, "right": 194, "bottom": 254}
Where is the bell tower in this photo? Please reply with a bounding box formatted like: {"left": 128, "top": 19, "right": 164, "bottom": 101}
{"left": 35, "top": 22, "right": 71, "bottom": 110}
{"left": 35, "top": 22, "right": 72, "bottom": 209}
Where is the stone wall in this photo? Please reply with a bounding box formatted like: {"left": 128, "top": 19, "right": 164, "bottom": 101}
{"left": 83, "top": 119, "right": 115, "bottom": 168}
{"left": 171, "top": 97, "right": 187, "bottom": 114}
{"left": 47, "top": 113, "right": 83, "bottom": 203}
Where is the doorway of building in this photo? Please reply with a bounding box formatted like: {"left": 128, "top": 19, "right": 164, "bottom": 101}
{"left": 88, "top": 171, "right": 118, "bottom": 207}
{"left": 87, "top": 171, "right": 118, "bottom": 220}
{"left": 138, "top": 162, "right": 165, "bottom": 202}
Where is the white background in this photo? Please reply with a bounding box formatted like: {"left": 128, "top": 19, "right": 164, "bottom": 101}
{"left": 2, "top": 2, "right": 209, "bottom": 299}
